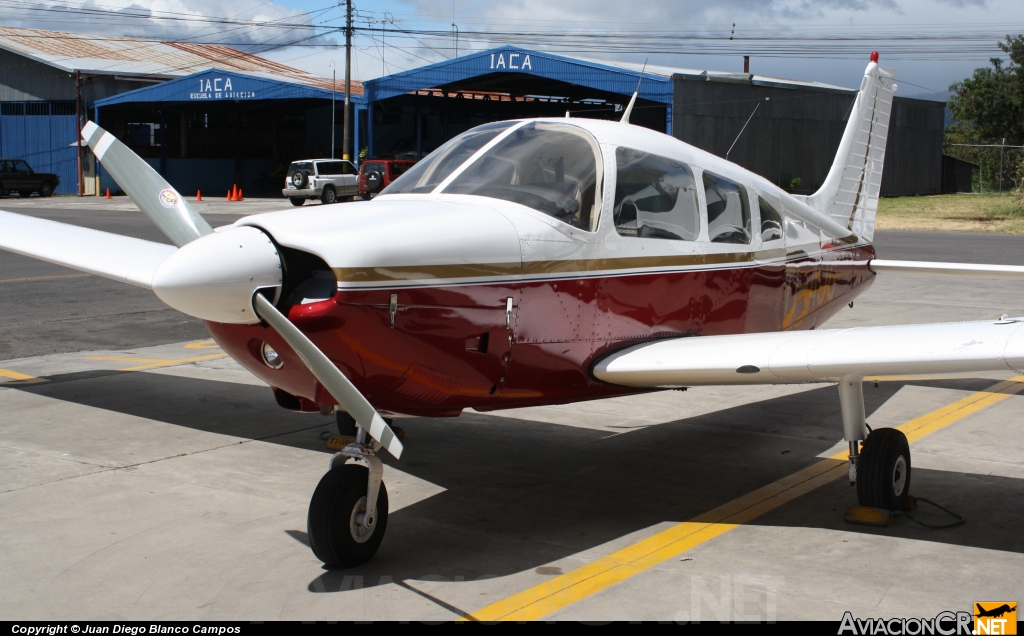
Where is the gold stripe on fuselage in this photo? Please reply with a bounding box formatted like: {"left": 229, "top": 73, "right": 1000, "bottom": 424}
{"left": 331, "top": 243, "right": 860, "bottom": 286}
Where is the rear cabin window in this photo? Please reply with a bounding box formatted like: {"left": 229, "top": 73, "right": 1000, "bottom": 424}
{"left": 444, "top": 122, "right": 602, "bottom": 231}
{"left": 758, "top": 196, "right": 784, "bottom": 242}
{"left": 382, "top": 121, "right": 515, "bottom": 195}
{"left": 613, "top": 147, "right": 700, "bottom": 241}
{"left": 288, "top": 162, "right": 313, "bottom": 176}
{"left": 703, "top": 172, "right": 751, "bottom": 245}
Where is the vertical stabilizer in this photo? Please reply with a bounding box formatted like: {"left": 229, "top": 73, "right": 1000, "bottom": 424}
{"left": 805, "top": 54, "right": 897, "bottom": 241}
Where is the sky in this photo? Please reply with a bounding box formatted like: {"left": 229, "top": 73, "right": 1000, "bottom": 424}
{"left": 3, "top": 0, "right": 1024, "bottom": 98}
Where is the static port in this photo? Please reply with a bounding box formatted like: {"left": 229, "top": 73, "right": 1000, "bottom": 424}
{"left": 261, "top": 342, "right": 284, "bottom": 369}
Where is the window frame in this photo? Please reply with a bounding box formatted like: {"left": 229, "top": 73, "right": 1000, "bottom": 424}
{"left": 440, "top": 120, "right": 605, "bottom": 233}
{"left": 700, "top": 170, "right": 753, "bottom": 246}
{"left": 611, "top": 146, "right": 703, "bottom": 242}
{"left": 754, "top": 192, "right": 785, "bottom": 247}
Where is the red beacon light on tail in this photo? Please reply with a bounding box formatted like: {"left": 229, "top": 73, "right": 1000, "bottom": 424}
{"left": 870, "top": 51, "right": 879, "bottom": 62}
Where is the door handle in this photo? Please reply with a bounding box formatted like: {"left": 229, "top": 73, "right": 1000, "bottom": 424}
{"left": 505, "top": 297, "right": 513, "bottom": 329}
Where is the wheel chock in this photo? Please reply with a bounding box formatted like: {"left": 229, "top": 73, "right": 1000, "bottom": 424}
{"left": 326, "top": 434, "right": 357, "bottom": 451}
{"left": 844, "top": 505, "right": 894, "bottom": 527}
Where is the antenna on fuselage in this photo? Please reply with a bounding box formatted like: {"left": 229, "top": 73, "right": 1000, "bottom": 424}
{"left": 620, "top": 59, "right": 648, "bottom": 125}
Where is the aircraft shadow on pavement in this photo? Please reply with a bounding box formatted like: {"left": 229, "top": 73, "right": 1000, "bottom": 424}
{"left": 14, "top": 372, "right": 1024, "bottom": 593}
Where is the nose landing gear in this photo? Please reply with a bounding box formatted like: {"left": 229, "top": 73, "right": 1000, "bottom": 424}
{"left": 308, "top": 428, "right": 389, "bottom": 568}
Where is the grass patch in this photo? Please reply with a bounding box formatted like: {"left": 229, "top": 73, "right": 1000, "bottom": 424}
{"left": 876, "top": 193, "right": 1024, "bottom": 233}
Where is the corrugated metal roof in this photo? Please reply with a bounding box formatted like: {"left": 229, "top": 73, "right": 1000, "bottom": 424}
{"left": 94, "top": 68, "right": 363, "bottom": 106}
{"left": 0, "top": 26, "right": 362, "bottom": 95}
{"left": 364, "top": 46, "right": 854, "bottom": 104}
{"left": 574, "top": 56, "right": 853, "bottom": 92}
{"left": 365, "top": 46, "right": 674, "bottom": 104}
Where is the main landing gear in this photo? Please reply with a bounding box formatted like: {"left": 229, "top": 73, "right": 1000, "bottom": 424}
{"left": 839, "top": 375, "right": 912, "bottom": 510}
{"left": 308, "top": 421, "right": 389, "bottom": 567}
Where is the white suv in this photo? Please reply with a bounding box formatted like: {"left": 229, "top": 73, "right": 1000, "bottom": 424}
{"left": 283, "top": 159, "right": 359, "bottom": 206}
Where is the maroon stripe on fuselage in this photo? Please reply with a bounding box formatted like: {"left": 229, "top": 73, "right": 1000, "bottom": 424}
{"left": 205, "top": 244, "right": 876, "bottom": 416}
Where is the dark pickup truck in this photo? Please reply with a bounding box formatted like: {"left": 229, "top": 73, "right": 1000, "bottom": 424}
{"left": 0, "top": 158, "right": 58, "bottom": 197}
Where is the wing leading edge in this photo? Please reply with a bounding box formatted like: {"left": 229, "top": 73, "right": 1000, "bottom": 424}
{"left": 593, "top": 319, "right": 1024, "bottom": 387}
{"left": 0, "top": 210, "right": 176, "bottom": 288}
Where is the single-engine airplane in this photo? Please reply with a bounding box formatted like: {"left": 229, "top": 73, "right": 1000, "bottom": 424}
{"left": 4, "top": 53, "right": 1024, "bottom": 568}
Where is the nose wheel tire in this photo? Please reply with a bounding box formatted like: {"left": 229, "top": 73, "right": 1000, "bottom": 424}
{"left": 308, "top": 463, "right": 389, "bottom": 568}
{"left": 856, "top": 427, "right": 911, "bottom": 510}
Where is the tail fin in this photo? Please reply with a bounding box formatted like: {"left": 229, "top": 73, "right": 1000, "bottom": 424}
{"left": 805, "top": 54, "right": 896, "bottom": 241}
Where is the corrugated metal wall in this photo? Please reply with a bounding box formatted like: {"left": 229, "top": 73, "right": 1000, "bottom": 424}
{"left": 672, "top": 77, "right": 946, "bottom": 196}
{"left": 880, "top": 98, "right": 945, "bottom": 196}
{"left": 0, "top": 102, "right": 78, "bottom": 194}
{"left": 672, "top": 79, "right": 853, "bottom": 194}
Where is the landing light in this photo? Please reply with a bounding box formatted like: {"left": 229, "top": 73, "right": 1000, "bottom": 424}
{"left": 261, "top": 342, "right": 284, "bottom": 369}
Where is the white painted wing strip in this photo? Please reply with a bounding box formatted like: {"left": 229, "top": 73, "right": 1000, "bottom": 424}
{"left": 593, "top": 319, "right": 1024, "bottom": 387}
{"left": 0, "top": 210, "right": 176, "bottom": 288}
{"left": 871, "top": 259, "right": 1024, "bottom": 280}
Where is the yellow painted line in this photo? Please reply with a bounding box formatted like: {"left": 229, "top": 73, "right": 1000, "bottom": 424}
{"left": 0, "top": 273, "right": 91, "bottom": 285}
{"left": 896, "top": 375, "right": 1024, "bottom": 443}
{"left": 866, "top": 374, "right": 998, "bottom": 382}
{"left": 463, "top": 375, "right": 1024, "bottom": 622}
{"left": 184, "top": 339, "right": 221, "bottom": 350}
{"left": 88, "top": 353, "right": 226, "bottom": 371}
{"left": 0, "top": 368, "right": 47, "bottom": 384}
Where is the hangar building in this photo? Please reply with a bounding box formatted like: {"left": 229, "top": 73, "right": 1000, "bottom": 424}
{"left": 1, "top": 28, "right": 950, "bottom": 198}
{"left": 362, "top": 47, "right": 948, "bottom": 197}
{"left": 0, "top": 26, "right": 364, "bottom": 195}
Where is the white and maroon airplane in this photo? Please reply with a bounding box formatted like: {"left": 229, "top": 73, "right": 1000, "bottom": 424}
{"left": 3, "top": 53, "right": 1024, "bottom": 568}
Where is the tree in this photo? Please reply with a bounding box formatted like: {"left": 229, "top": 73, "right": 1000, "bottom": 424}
{"left": 948, "top": 35, "right": 1024, "bottom": 141}
{"left": 946, "top": 35, "right": 1024, "bottom": 192}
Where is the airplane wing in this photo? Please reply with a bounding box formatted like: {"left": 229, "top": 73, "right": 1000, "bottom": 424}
{"left": 593, "top": 318, "right": 1024, "bottom": 387}
{"left": 0, "top": 210, "right": 176, "bottom": 288}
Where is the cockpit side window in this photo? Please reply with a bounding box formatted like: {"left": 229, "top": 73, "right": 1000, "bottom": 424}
{"left": 703, "top": 172, "right": 751, "bottom": 245}
{"left": 758, "top": 196, "right": 784, "bottom": 242}
{"left": 613, "top": 147, "right": 700, "bottom": 241}
{"left": 444, "top": 122, "right": 602, "bottom": 231}
{"left": 381, "top": 121, "right": 514, "bottom": 195}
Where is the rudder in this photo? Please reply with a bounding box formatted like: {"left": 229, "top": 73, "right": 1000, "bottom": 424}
{"left": 805, "top": 54, "right": 897, "bottom": 242}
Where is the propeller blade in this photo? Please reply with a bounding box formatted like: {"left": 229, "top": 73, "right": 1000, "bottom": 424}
{"left": 252, "top": 293, "right": 404, "bottom": 460}
{"left": 81, "top": 121, "right": 213, "bottom": 247}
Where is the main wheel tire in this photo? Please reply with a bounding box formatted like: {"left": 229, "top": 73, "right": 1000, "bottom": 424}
{"left": 321, "top": 186, "right": 337, "bottom": 204}
{"left": 857, "top": 427, "right": 911, "bottom": 510}
{"left": 336, "top": 411, "right": 357, "bottom": 436}
{"left": 18, "top": 190, "right": 32, "bottom": 198}
{"left": 307, "top": 464, "right": 389, "bottom": 568}
{"left": 289, "top": 197, "right": 305, "bottom": 207}
{"left": 39, "top": 182, "right": 54, "bottom": 197}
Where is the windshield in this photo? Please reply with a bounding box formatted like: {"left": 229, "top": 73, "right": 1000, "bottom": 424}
{"left": 444, "top": 122, "right": 602, "bottom": 231}
{"left": 381, "top": 121, "right": 515, "bottom": 195}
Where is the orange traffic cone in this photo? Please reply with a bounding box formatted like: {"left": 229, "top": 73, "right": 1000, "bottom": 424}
{"left": 231, "top": 184, "right": 239, "bottom": 201}
{"left": 226, "top": 189, "right": 233, "bottom": 201}
{"left": 105, "top": 188, "right": 111, "bottom": 199}
{"left": 196, "top": 190, "right": 203, "bottom": 202}
{"left": 237, "top": 188, "right": 244, "bottom": 201}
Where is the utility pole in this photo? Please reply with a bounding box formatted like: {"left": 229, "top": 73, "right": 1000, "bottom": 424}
{"left": 75, "top": 70, "right": 83, "bottom": 197}
{"left": 342, "top": 0, "right": 352, "bottom": 162}
{"left": 999, "top": 137, "right": 1006, "bottom": 193}
{"left": 329, "top": 60, "right": 336, "bottom": 159}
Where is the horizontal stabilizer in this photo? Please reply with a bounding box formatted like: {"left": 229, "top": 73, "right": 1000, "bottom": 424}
{"left": 594, "top": 319, "right": 1024, "bottom": 387}
{"left": 0, "top": 210, "right": 176, "bottom": 288}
